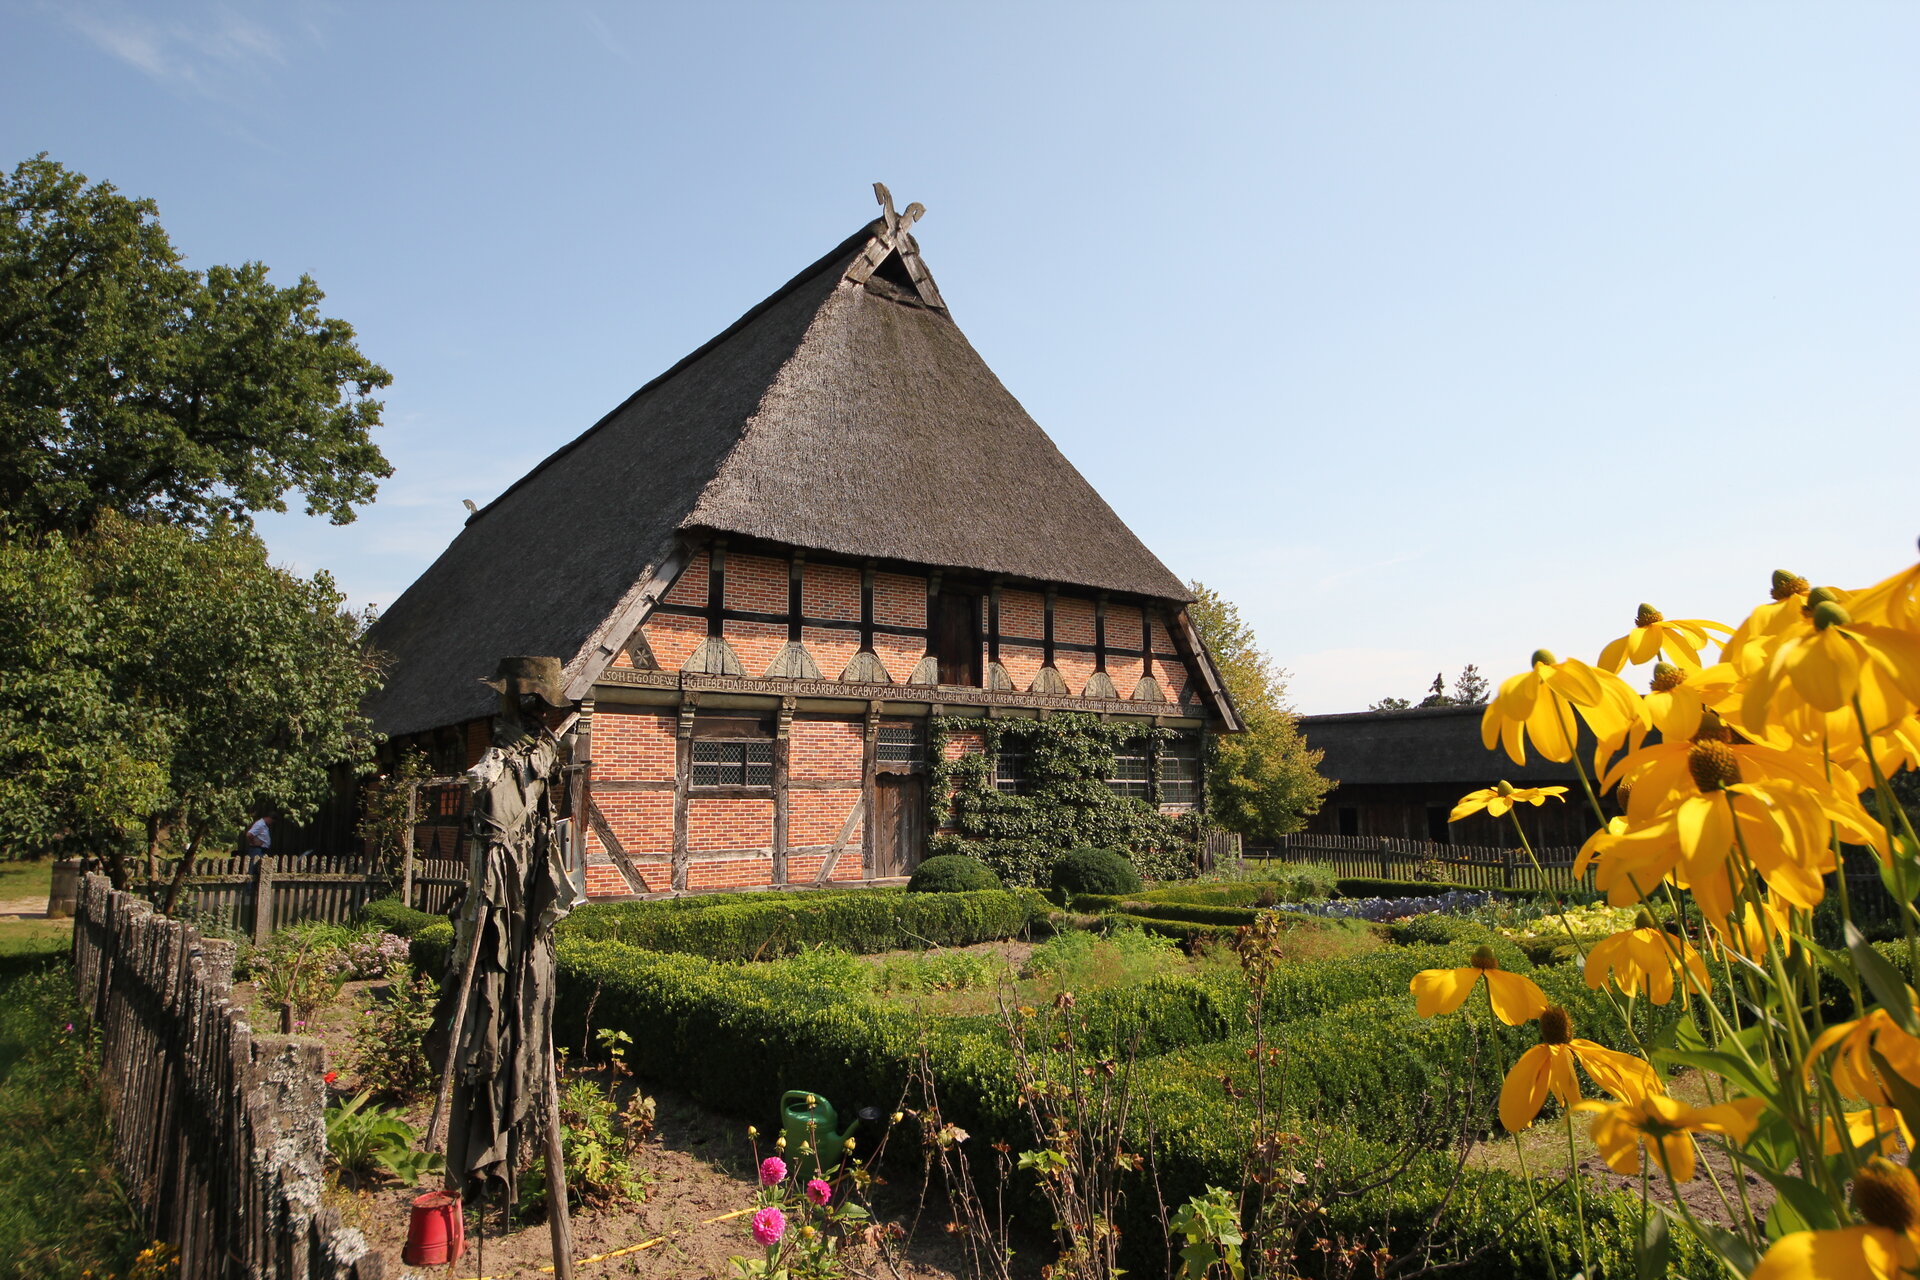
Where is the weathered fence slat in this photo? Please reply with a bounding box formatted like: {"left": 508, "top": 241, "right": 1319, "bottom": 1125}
{"left": 72, "top": 873, "right": 384, "bottom": 1280}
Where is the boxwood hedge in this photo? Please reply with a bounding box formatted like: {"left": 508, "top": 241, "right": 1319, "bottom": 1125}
{"left": 557, "top": 888, "right": 1046, "bottom": 960}
{"left": 541, "top": 935, "right": 1702, "bottom": 1278}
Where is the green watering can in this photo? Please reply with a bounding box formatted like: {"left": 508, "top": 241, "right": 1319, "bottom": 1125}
{"left": 780, "top": 1091, "right": 879, "bottom": 1177}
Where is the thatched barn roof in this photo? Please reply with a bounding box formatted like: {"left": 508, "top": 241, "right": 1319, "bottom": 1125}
{"left": 1299, "top": 705, "right": 1587, "bottom": 788}
{"left": 365, "top": 204, "right": 1196, "bottom": 737}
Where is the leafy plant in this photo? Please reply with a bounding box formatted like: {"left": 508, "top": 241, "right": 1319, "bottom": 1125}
{"left": 253, "top": 931, "right": 348, "bottom": 1031}
{"left": 1171, "top": 1186, "right": 1245, "bottom": 1279}
{"left": 324, "top": 1090, "right": 441, "bottom": 1189}
{"left": 927, "top": 713, "right": 1206, "bottom": 885}
{"left": 518, "top": 1077, "right": 651, "bottom": 1215}
{"left": 349, "top": 965, "right": 438, "bottom": 1100}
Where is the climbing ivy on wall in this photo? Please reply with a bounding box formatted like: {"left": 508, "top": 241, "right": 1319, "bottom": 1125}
{"left": 926, "top": 713, "right": 1205, "bottom": 887}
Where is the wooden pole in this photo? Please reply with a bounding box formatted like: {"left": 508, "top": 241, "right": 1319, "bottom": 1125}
{"left": 542, "top": 1022, "right": 576, "bottom": 1279}
{"left": 400, "top": 781, "right": 418, "bottom": 909}
{"left": 424, "top": 904, "right": 484, "bottom": 1155}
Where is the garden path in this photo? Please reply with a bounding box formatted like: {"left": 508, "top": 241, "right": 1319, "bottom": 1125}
{"left": 268, "top": 976, "right": 976, "bottom": 1280}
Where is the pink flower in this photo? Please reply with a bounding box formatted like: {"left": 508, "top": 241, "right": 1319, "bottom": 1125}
{"left": 751, "top": 1206, "right": 786, "bottom": 1246}
{"left": 758, "top": 1156, "right": 787, "bottom": 1186}
{"left": 805, "top": 1178, "right": 832, "bottom": 1206}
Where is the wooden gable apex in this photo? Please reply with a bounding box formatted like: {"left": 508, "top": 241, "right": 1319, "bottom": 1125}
{"left": 842, "top": 183, "right": 947, "bottom": 311}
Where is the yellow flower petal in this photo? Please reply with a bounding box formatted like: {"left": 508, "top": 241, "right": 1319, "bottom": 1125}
{"left": 1409, "top": 967, "right": 1480, "bottom": 1018}
{"left": 1499, "top": 1045, "right": 1555, "bottom": 1133}
{"left": 1483, "top": 970, "right": 1550, "bottom": 1026}
{"left": 1750, "top": 1225, "right": 1916, "bottom": 1280}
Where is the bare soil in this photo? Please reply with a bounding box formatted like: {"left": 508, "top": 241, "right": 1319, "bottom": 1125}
{"left": 1467, "top": 1070, "right": 1774, "bottom": 1231}
{"left": 265, "top": 975, "right": 984, "bottom": 1280}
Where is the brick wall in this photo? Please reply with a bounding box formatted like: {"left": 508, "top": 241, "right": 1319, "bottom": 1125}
{"left": 583, "top": 708, "right": 675, "bottom": 894}
{"left": 872, "top": 571, "right": 925, "bottom": 629}
{"left": 1000, "top": 642, "right": 1044, "bottom": 691}
{"left": 725, "top": 552, "right": 787, "bottom": 613}
{"left": 791, "top": 719, "right": 863, "bottom": 779}
{"left": 803, "top": 625, "right": 861, "bottom": 682}
{"left": 727, "top": 619, "right": 787, "bottom": 679}
{"left": 592, "top": 708, "right": 677, "bottom": 779}
{"left": 641, "top": 613, "right": 704, "bottom": 671}
{"left": 664, "top": 556, "right": 708, "bottom": 606}
{"left": 804, "top": 562, "right": 860, "bottom": 621}
{"left": 688, "top": 796, "right": 773, "bottom": 853}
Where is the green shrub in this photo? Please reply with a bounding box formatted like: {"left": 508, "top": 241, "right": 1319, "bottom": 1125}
{"left": 350, "top": 966, "right": 439, "bottom": 1101}
{"left": 559, "top": 889, "right": 1043, "bottom": 961}
{"left": 1333, "top": 877, "right": 1595, "bottom": 904}
{"left": 1387, "top": 914, "right": 1506, "bottom": 948}
{"left": 1150, "top": 864, "right": 1337, "bottom": 904}
{"left": 357, "top": 896, "right": 441, "bottom": 937}
{"left": 1110, "top": 901, "right": 1258, "bottom": 927}
{"left": 906, "top": 854, "right": 1002, "bottom": 894}
{"left": 1049, "top": 847, "right": 1141, "bottom": 897}
{"left": 544, "top": 936, "right": 1696, "bottom": 1280}
{"left": 411, "top": 920, "right": 454, "bottom": 975}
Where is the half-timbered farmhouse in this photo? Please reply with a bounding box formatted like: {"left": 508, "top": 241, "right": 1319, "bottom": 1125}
{"left": 365, "top": 190, "right": 1238, "bottom": 896}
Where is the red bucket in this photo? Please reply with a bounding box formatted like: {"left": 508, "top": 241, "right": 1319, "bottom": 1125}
{"left": 403, "top": 1191, "right": 466, "bottom": 1266}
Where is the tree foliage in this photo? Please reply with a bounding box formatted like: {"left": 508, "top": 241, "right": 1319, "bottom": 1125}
{"left": 1185, "top": 582, "right": 1332, "bottom": 842}
{"left": 0, "top": 154, "right": 392, "bottom": 536}
{"left": 0, "top": 515, "right": 382, "bottom": 877}
{"left": 1371, "top": 664, "right": 1489, "bottom": 712}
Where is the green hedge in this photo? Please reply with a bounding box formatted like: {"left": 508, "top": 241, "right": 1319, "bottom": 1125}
{"left": 1333, "top": 877, "right": 1596, "bottom": 904}
{"left": 1128, "top": 867, "right": 1338, "bottom": 906}
{"left": 557, "top": 888, "right": 1045, "bottom": 960}
{"left": 1109, "top": 901, "right": 1260, "bottom": 927}
{"left": 357, "top": 896, "right": 442, "bottom": 937}
{"left": 544, "top": 936, "right": 1699, "bottom": 1278}
{"left": 411, "top": 919, "right": 455, "bottom": 974}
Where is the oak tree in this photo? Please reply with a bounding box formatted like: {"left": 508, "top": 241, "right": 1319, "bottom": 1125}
{"left": 0, "top": 154, "right": 392, "bottom": 535}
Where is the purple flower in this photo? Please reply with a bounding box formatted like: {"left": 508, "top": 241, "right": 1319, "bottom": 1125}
{"left": 758, "top": 1156, "right": 787, "bottom": 1186}
{"left": 805, "top": 1178, "right": 832, "bottom": 1206}
{"left": 751, "top": 1206, "right": 786, "bottom": 1246}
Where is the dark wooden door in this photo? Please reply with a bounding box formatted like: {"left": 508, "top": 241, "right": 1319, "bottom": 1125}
{"left": 936, "top": 592, "right": 981, "bottom": 686}
{"left": 871, "top": 775, "right": 926, "bottom": 877}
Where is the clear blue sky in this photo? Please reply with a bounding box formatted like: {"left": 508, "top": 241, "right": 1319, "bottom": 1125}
{"left": 6, "top": 3, "right": 1917, "bottom": 714}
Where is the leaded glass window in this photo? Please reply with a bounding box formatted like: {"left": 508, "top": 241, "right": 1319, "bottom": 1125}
{"left": 692, "top": 739, "right": 773, "bottom": 788}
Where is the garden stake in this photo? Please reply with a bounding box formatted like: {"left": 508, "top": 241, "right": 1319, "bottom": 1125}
{"left": 425, "top": 888, "right": 486, "bottom": 1155}
{"left": 542, "top": 1027, "right": 576, "bottom": 1279}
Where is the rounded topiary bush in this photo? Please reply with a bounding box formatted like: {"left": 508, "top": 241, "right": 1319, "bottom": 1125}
{"left": 1050, "top": 847, "right": 1142, "bottom": 897}
{"left": 907, "top": 854, "right": 1003, "bottom": 894}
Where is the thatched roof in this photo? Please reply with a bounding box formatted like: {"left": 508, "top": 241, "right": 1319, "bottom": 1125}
{"left": 365, "top": 206, "right": 1195, "bottom": 737}
{"left": 1299, "top": 705, "right": 1587, "bottom": 787}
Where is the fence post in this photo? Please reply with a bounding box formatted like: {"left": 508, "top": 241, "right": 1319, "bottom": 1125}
{"left": 1503, "top": 846, "right": 1514, "bottom": 890}
{"left": 251, "top": 859, "right": 274, "bottom": 946}
{"left": 401, "top": 781, "right": 418, "bottom": 909}
{"left": 1378, "top": 837, "right": 1392, "bottom": 881}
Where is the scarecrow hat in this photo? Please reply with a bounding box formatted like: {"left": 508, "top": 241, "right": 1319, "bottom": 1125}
{"left": 480, "top": 656, "right": 571, "bottom": 708}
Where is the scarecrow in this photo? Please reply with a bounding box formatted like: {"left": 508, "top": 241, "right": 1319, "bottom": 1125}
{"left": 427, "top": 656, "right": 586, "bottom": 1274}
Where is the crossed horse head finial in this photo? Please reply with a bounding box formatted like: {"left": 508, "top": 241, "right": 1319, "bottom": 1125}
{"left": 872, "top": 182, "right": 925, "bottom": 241}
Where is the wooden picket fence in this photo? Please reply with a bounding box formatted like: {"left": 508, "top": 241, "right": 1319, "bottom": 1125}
{"left": 1248, "top": 832, "right": 1591, "bottom": 891}
{"left": 135, "top": 853, "right": 467, "bottom": 942}
{"left": 72, "top": 872, "right": 384, "bottom": 1279}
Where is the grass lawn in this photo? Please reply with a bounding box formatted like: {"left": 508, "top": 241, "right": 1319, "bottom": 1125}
{"left": 0, "top": 859, "right": 54, "bottom": 903}
{"left": 0, "top": 934, "right": 149, "bottom": 1279}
